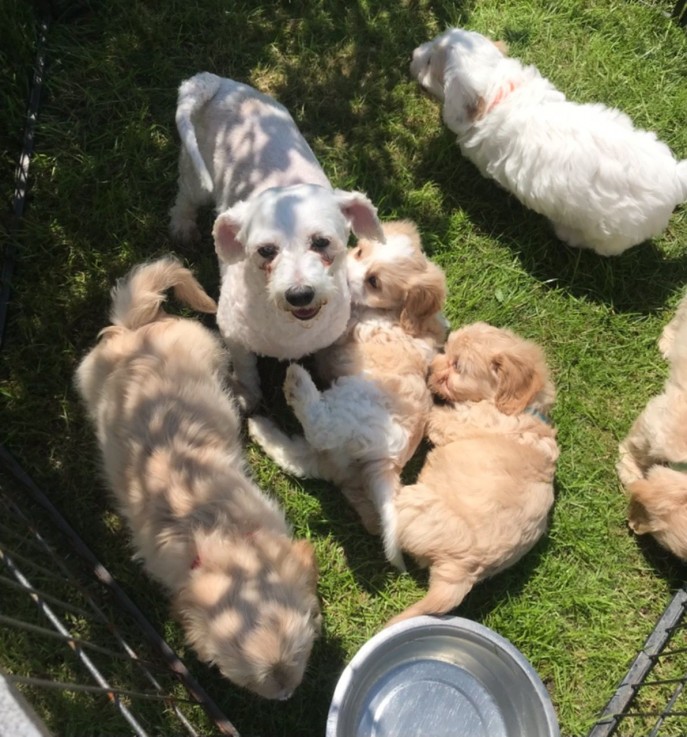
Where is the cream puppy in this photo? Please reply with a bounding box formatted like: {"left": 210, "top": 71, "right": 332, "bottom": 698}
{"left": 388, "top": 323, "right": 558, "bottom": 625}
{"left": 170, "top": 72, "right": 384, "bottom": 409}
{"left": 75, "top": 257, "right": 321, "bottom": 700}
{"left": 617, "top": 292, "right": 687, "bottom": 559}
{"left": 248, "top": 221, "right": 447, "bottom": 570}
{"left": 411, "top": 28, "right": 687, "bottom": 256}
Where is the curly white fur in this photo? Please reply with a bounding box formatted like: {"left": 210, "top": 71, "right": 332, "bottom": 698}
{"left": 170, "top": 72, "right": 384, "bottom": 408}
{"left": 411, "top": 28, "right": 687, "bottom": 256}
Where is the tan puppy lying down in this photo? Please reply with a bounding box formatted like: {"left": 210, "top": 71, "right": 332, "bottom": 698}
{"left": 388, "top": 323, "right": 559, "bottom": 626}
{"left": 75, "top": 257, "right": 320, "bottom": 700}
{"left": 617, "top": 292, "right": 687, "bottom": 560}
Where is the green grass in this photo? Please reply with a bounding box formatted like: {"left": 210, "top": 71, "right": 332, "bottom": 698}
{"left": 1, "top": 0, "right": 687, "bottom": 734}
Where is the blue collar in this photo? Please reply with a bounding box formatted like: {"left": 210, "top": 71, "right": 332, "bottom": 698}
{"left": 524, "top": 406, "right": 552, "bottom": 425}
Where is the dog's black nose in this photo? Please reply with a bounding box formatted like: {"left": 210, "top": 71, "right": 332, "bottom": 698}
{"left": 285, "top": 285, "right": 315, "bottom": 307}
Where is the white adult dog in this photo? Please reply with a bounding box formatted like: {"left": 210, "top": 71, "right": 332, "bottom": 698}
{"left": 411, "top": 28, "right": 687, "bottom": 256}
{"left": 170, "top": 72, "right": 384, "bottom": 408}
{"left": 249, "top": 221, "right": 447, "bottom": 570}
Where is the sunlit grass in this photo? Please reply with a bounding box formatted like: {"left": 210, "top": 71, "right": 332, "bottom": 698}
{"left": 1, "top": 0, "right": 686, "bottom": 734}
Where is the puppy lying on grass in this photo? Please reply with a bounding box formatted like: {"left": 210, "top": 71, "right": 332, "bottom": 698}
{"left": 249, "top": 221, "right": 447, "bottom": 570}
{"left": 388, "top": 323, "right": 558, "bottom": 625}
{"left": 411, "top": 28, "right": 687, "bottom": 256}
{"left": 170, "top": 72, "right": 384, "bottom": 410}
{"left": 617, "top": 292, "right": 687, "bottom": 560}
{"left": 75, "top": 257, "right": 320, "bottom": 700}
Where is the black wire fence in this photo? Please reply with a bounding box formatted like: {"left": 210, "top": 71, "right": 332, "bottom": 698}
{"left": 0, "top": 445, "right": 239, "bottom": 737}
{"left": 588, "top": 586, "right": 687, "bottom": 737}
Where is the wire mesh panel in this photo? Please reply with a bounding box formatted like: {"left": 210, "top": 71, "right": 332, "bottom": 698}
{"left": 0, "top": 447, "right": 238, "bottom": 737}
{"left": 588, "top": 585, "right": 687, "bottom": 737}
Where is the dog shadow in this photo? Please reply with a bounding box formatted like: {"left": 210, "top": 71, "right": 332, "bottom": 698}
{"left": 631, "top": 525, "right": 687, "bottom": 589}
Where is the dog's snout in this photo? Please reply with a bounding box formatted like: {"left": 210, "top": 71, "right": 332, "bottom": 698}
{"left": 285, "top": 285, "right": 315, "bottom": 307}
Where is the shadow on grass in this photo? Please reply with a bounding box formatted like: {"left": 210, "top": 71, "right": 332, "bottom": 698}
{"left": 632, "top": 525, "right": 687, "bottom": 590}
{"left": 415, "top": 130, "right": 687, "bottom": 313}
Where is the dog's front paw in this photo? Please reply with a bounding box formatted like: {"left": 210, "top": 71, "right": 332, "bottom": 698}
{"left": 283, "top": 363, "right": 317, "bottom": 408}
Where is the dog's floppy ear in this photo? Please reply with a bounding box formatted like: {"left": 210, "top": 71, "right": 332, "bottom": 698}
{"left": 400, "top": 262, "right": 447, "bottom": 337}
{"left": 333, "top": 189, "right": 385, "bottom": 242}
{"left": 443, "top": 73, "right": 486, "bottom": 128}
{"left": 213, "top": 202, "right": 250, "bottom": 264}
{"left": 491, "top": 348, "right": 545, "bottom": 415}
{"left": 491, "top": 39, "right": 509, "bottom": 55}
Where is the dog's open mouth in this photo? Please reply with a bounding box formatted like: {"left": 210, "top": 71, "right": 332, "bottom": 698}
{"left": 290, "top": 306, "right": 321, "bottom": 321}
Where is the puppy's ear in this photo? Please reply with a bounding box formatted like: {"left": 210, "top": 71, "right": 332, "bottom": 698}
{"left": 213, "top": 203, "right": 249, "bottom": 264}
{"left": 443, "top": 75, "right": 486, "bottom": 127}
{"left": 400, "top": 262, "right": 447, "bottom": 337}
{"left": 491, "top": 349, "right": 544, "bottom": 415}
{"left": 333, "top": 189, "right": 385, "bottom": 242}
{"left": 628, "top": 497, "right": 661, "bottom": 534}
{"left": 492, "top": 40, "right": 509, "bottom": 55}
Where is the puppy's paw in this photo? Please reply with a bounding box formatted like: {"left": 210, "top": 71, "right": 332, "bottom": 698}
{"left": 283, "top": 364, "right": 317, "bottom": 408}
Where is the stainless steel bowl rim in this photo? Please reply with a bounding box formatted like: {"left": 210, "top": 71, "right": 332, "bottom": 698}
{"left": 326, "top": 614, "right": 559, "bottom": 737}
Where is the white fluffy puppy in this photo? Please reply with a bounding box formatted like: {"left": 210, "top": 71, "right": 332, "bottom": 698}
{"left": 170, "top": 72, "right": 384, "bottom": 408}
{"left": 249, "top": 221, "right": 447, "bottom": 570}
{"left": 75, "top": 257, "right": 321, "bottom": 700}
{"left": 411, "top": 28, "right": 687, "bottom": 256}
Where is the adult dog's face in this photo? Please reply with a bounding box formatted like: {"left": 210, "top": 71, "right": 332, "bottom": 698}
{"left": 213, "top": 184, "right": 383, "bottom": 322}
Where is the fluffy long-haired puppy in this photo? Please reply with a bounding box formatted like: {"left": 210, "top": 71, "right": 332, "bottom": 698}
{"left": 411, "top": 28, "right": 687, "bottom": 256}
{"left": 75, "top": 257, "right": 321, "bottom": 700}
{"left": 248, "top": 221, "right": 447, "bottom": 570}
{"left": 617, "top": 292, "right": 687, "bottom": 559}
{"left": 387, "top": 323, "right": 558, "bottom": 626}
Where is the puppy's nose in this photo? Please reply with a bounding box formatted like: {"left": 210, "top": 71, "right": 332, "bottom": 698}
{"left": 285, "top": 285, "right": 315, "bottom": 307}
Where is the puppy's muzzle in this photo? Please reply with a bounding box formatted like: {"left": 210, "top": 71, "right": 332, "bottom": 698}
{"left": 284, "top": 285, "right": 322, "bottom": 321}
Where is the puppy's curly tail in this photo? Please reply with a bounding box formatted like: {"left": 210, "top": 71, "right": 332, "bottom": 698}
{"left": 175, "top": 71, "right": 223, "bottom": 193}
{"left": 109, "top": 257, "right": 216, "bottom": 330}
{"left": 385, "top": 569, "right": 474, "bottom": 628}
{"left": 366, "top": 468, "right": 406, "bottom": 572}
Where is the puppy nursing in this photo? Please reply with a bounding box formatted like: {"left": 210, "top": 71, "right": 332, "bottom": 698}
{"left": 75, "top": 257, "right": 320, "bottom": 700}
{"left": 388, "top": 323, "right": 558, "bottom": 625}
{"left": 617, "top": 293, "right": 687, "bottom": 559}
{"left": 249, "top": 220, "right": 447, "bottom": 570}
{"left": 170, "top": 72, "right": 384, "bottom": 409}
{"left": 411, "top": 28, "right": 687, "bottom": 256}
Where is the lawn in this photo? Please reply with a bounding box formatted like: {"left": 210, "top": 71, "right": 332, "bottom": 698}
{"left": 1, "top": 0, "right": 687, "bottom": 735}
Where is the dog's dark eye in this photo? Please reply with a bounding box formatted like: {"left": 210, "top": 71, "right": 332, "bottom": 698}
{"left": 311, "top": 236, "right": 330, "bottom": 251}
{"left": 366, "top": 274, "right": 379, "bottom": 289}
{"left": 257, "top": 244, "right": 278, "bottom": 260}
